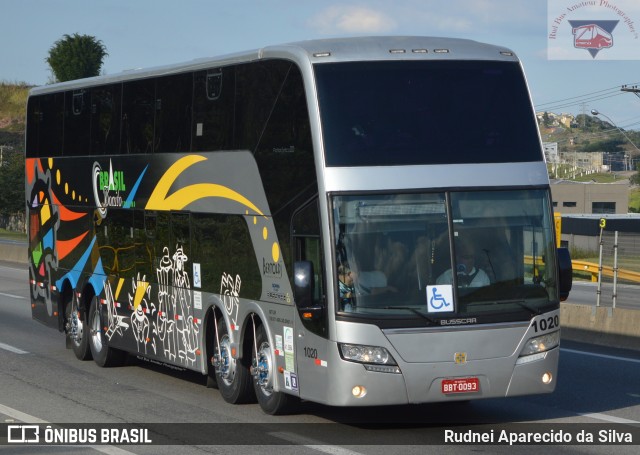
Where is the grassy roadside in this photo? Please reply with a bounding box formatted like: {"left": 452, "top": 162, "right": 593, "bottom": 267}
{"left": 630, "top": 187, "right": 640, "bottom": 213}
{"left": 0, "top": 228, "right": 26, "bottom": 241}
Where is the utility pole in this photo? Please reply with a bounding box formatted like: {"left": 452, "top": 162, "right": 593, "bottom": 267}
{"left": 621, "top": 85, "right": 640, "bottom": 171}
{"left": 621, "top": 85, "right": 640, "bottom": 99}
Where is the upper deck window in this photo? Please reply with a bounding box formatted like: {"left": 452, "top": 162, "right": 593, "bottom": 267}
{"left": 315, "top": 60, "right": 542, "bottom": 167}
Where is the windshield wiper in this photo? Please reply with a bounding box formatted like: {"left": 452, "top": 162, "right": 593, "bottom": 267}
{"left": 382, "top": 306, "right": 439, "bottom": 325}
{"left": 470, "top": 299, "right": 542, "bottom": 317}
{"left": 510, "top": 299, "right": 542, "bottom": 316}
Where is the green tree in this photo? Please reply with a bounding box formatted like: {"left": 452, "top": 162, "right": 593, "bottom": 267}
{"left": 46, "top": 33, "right": 108, "bottom": 83}
{"left": 0, "top": 149, "right": 24, "bottom": 215}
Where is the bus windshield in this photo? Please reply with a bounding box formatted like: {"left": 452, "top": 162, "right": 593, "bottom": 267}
{"left": 315, "top": 60, "right": 542, "bottom": 167}
{"left": 333, "top": 189, "right": 558, "bottom": 325}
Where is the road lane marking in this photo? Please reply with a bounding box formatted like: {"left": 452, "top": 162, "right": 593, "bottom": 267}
{"left": 0, "top": 292, "right": 25, "bottom": 299}
{"left": 270, "top": 432, "right": 364, "bottom": 455}
{"left": 0, "top": 403, "right": 47, "bottom": 424}
{"left": 0, "top": 403, "right": 136, "bottom": 455}
{"left": 561, "top": 348, "right": 640, "bottom": 424}
{"left": 0, "top": 342, "right": 29, "bottom": 354}
{"left": 579, "top": 412, "right": 640, "bottom": 424}
{"left": 560, "top": 348, "right": 640, "bottom": 364}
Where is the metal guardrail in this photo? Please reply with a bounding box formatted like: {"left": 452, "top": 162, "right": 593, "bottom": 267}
{"left": 572, "top": 259, "right": 640, "bottom": 283}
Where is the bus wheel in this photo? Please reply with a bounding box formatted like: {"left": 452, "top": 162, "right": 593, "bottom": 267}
{"left": 88, "top": 296, "right": 126, "bottom": 367}
{"left": 215, "top": 320, "right": 254, "bottom": 404}
{"left": 66, "top": 294, "right": 91, "bottom": 361}
{"left": 252, "top": 324, "right": 298, "bottom": 415}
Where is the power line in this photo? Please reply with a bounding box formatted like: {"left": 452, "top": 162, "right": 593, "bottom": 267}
{"left": 536, "top": 85, "right": 627, "bottom": 107}
{"left": 534, "top": 82, "right": 640, "bottom": 112}
{"left": 536, "top": 92, "right": 626, "bottom": 112}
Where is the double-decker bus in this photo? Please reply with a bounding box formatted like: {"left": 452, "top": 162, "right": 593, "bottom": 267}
{"left": 25, "top": 36, "right": 572, "bottom": 415}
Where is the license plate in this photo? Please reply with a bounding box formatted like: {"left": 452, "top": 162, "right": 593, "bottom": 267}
{"left": 441, "top": 377, "right": 480, "bottom": 394}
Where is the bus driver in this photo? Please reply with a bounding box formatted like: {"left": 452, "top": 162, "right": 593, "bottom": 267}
{"left": 437, "top": 238, "right": 490, "bottom": 288}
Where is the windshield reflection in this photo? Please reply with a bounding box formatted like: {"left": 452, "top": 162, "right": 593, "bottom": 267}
{"left": 333, "top": 190, "right": 558, "bottom": 323}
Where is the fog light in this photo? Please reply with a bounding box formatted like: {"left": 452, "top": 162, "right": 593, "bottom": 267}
{"left": 352, "top": 385, "right": 367, "bottom": 398}
{"left": 542, "top": 372, "right": 553, "bottom": 384}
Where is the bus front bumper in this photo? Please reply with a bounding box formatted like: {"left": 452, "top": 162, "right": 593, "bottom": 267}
{"left": 318, "top": 346, "right": 559, "bottom": 407}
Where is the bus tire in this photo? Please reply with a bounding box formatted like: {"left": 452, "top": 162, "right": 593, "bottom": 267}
{"left": 88, "top": 296, "right": 126, "bottom": 367}
{"left": 66, "top": 293, "right": 91, "bottom": 361}
{"left": 215, "top": 319, "right": 254, "bottom": 404}
{"left": 252, "top": 324, "right": 299, "bottom": 415}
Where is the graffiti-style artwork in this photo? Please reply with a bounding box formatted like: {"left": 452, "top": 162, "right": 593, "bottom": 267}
{"left": 220, "top": 272, "right": 241, "bottom": 329}
{"left": 26, "top": 152, "right": 272, "bottom": 370}
{"left": 104, "top": 278, "right": 130, "bottom": 340}
{"left": 172, "top": 246, "right": 199, "bottom": 365}
{"left": 156, "top": 247, "right": 174, "bottom": 359}
{"left": 27, "top": 162, "right": 59, "bottom": 316}
{"left": 129, "top": 274, "right": 153, "bottom": 354}
{"left": 26, "top": 158, "right": 93, "bottom": 321}
{"left": 151, "top": 245, "right": 199, "bottom": 366}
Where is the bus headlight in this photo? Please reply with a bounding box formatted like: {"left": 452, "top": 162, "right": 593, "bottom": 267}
{"left": 518, "top": 330, "right": 560, "bottom": 360}
{"left": 338, "top": 343, "right": 401, "bottom": 374}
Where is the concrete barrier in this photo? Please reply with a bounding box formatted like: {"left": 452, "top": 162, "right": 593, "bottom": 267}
{"left": 1, "top": 242, "right": 27, "bottom": 264}
{"left": 561, "top": 303, "right": 640, "bottom": 351}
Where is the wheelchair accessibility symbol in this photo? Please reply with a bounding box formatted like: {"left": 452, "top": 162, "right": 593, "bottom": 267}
{"left": 426, "top": 285, "right": 453, "bottom": 313}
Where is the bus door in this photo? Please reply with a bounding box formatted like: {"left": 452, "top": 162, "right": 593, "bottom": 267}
{"left": 291, "top": 199, "right": 329, "bottom": 400}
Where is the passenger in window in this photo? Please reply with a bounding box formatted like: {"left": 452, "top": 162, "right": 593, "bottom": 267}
{"left": 437, "top": 238, "right": 490, "bottom": 288}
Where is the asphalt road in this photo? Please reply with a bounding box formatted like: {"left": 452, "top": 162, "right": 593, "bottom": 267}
{"left": 1, "top": 261, "right": 639, "bottom": 454}
{"left": 565, "top": 281, "right": 640, "bottom": 309}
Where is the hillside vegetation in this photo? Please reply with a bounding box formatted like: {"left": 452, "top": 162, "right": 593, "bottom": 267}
{"left": 0, "top": 82, "right": 29, "bottom": 133}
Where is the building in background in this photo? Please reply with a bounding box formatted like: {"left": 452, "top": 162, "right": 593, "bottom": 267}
{"left": 550, "top": 179, "right": 629, "bottom": 215}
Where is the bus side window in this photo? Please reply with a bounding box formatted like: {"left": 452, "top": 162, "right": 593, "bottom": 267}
{"left": 91, "top": 84, "right": 121, "bottom": 155}
{"left": 64, "top": 90, "right": 90, "bottom": 156}
{"left": 155, "top": 73, "right": 192, "bottom": 153}
{"left": 26, "top": 96, "right": 42, "bottom": 157}
{"left": 37, "top": 93, "right": 64, "bottom": 157}
{"left": 192, "top": 67, "right": 235, "bottom": 152}
{"left": 121, "top": 79, "right": 155, "bottom": 154}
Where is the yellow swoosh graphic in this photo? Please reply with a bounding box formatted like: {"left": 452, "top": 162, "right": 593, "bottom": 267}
{"left": 146, "top": 155, "right": 265, "bottom": 215}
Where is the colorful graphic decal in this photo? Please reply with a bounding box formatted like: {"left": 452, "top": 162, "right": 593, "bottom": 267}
{"left": 146, "top": 155, "right": 264, "bottom": 214}
{"left": 148, "top": 154, "right": 289, "bottom": 304}
{"left": 103, "top": 278, "right": 129, "bottom": 340}
{"left": 28, "top": 152, "right": 288, "bottom": 369}
{"left": 100, "top": 245, "right": 200, "bottom": 366}
{"left": 220, "top": 272, "right": 241, "bottom": 330}
{"left": 130, "top": 275, "right": 152, "bottom": 353}
{"left": 26, "top": 158, "right": 89, "bottom": 317}
{"left": 93, "top": 159, "right": 147, "bottom": 218}
{"left": 156, "top": 245, "right": 199, "bottom": 365}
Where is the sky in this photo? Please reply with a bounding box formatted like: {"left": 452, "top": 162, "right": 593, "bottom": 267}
{"left": 2, "top": 0, "right": 640, "bottom": 132}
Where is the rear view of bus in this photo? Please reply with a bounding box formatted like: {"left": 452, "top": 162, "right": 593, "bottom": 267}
{"left": 293, "top": 37, "right": 572, "bottom": 407}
